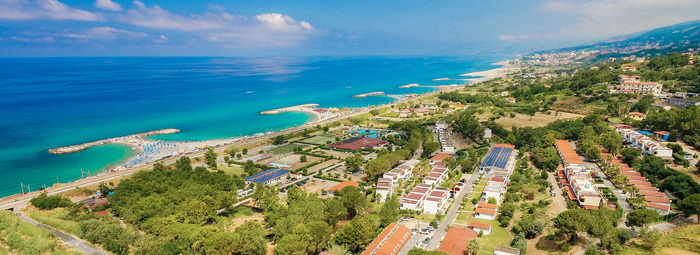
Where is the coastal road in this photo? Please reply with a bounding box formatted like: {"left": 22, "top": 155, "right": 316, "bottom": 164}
{"left": 425, "top": 170, "right": 477, "bottom": 250}
{"left": 0, "top": 84, "right": 467, "bottom": 210}
{"left": 19, "top": 216, "right": 109, "bottom": 255}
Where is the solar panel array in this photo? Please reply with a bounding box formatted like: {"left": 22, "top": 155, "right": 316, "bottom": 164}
{"left": 480, "top": 146, "right": 513, "bottom": 169}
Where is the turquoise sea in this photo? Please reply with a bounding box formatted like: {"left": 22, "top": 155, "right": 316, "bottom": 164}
{"left": 0, "top": 56, "right": 506, "bottom": 197}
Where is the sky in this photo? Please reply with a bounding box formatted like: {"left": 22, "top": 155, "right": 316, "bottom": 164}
{"left": 0, "top": 0, "right": 699, "bottom": 57}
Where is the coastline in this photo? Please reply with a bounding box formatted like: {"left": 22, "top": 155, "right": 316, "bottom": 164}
{"left": 0, "top": 58, "right": 514, "bottom": 206}
{"left": 459, "top": 60, "right": 521, "bottom": 84}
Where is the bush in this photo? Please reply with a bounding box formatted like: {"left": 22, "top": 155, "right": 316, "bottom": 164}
{"left": 30, "top": 193, "right": 71, "bottom": 210}
{"left": 471, "top": 198, "right": 478, "bottom": 204}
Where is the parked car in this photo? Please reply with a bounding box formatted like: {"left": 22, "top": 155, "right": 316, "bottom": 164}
{"left": 454, "top": 187, "right": 461, "bottom": 191}
{"left": 424, "top": 237, "right": 430, "bottom": 244}
{"left": 550, "top": 191, "right": 556, "bottom": 197}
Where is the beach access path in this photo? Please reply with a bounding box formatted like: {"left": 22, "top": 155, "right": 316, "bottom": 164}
{"left": 0, "top": 65, "right": 519, "bottom": 210}
{"left": 19, "top": 216, "right": 109, "bottom": 255}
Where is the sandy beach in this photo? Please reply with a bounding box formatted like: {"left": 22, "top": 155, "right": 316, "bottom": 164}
{"left": 459, "top": 60, "right": 522, "bottom": 84}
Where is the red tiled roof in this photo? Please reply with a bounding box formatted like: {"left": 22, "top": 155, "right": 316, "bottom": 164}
{"left": 628, "top": 112, "right": 645, "bottom": 116}
{"left": 475, "top": 208, "right": 496, "bottom": 215}
{"left": 406, "top": 193, "right": 424, "bottom": 200}
{"left": 629, "top": 180, "right": 652, "bottom": 187}
{"left": 628, "top": 176, "right": 648, "bottom": 181}
{"left": 328, "top": 181, "right": 359, "bottom": 191}
{"left": 621, "top": 171, "right": 642, "bottom": 177}
{"left": 437, "top": 228, "right": 478, "bottom": 255}
{"left": 639, "top": 190, "right": 665, "bottom": 197}
{"left": 645, "top": 196, "right": 671, "bottom": 204}
{"left": 362, "top": 223, "right": 412, "bottom": 255}
{"left": 654, "top": 131, "right": 670, "bottom": 135}
{"left": 583, "top": 205, "right": 599, "bottom": 210}
{"left": 431, "top": 153, "right": 453, "bottom": 161}
{"left": 636, "top": 185, "right": 658, "bottom": 191}
{"left": 469, "top": 221, "right": 491, "bottom": 230}
{"left": 490, "top": 177, "right": 506, "bottom": 183}
{"left": 556, "top": 140, "right": 583, "bottom": 165}
{"left": 565, "top": 185, "right": 577, "bottom": 200}
{"left": 92, "top": 210, "right": 108, "bottom": 216}
{"left": 494, "top": 144, "right": 516, "bottom": 149}
{"left": 647, "top": 202, "right": 670, "bottom": 211}
{"left": 477, "top": 202, "right": 498, "bottom": 210}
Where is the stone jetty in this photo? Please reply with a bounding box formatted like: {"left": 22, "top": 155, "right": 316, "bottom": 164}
{"left": 352, "top": 92, "right": 385, "bottom": 98}
{"left": 260, "top": 104, "right": 320, "bottom": 115}
{"left": 48, "top": 129, "right": 180, "bottom": 154}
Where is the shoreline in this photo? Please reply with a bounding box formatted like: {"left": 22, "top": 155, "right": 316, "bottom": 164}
{"left": 459, "top": 60, "right": 521, "bottom": 84}
{"left": 0, "top": 59, "right": 516, "bottom": 205}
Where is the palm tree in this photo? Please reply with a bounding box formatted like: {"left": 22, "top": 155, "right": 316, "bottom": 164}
{"left": 466, "top": 239, "right": 479, "bottom": 255}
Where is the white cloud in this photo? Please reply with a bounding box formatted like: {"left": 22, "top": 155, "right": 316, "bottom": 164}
{"left": 538, "top": 0, "right": 700, "bottom": 39}
{"left": 153, "top": 34, "right": 167, "bottom": 43}
{"left": 95, "top": 0, "right": 122, "bottom": 11}
{"left": 122, "top": 0, "right": 231, "bottom": 31}
{"left": 122, "top": 2, "right": 317, "bottom": 47}
{"left": 60, "top": 26, "right": 147, "bottom": 40}
{"left": 0, "top": 0, "right": 101, "bottom": 21}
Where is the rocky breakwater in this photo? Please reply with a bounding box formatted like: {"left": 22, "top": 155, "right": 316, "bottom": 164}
{"left": 352, "top": 92, "right": 385, "bottom": 98}
{"left": 48, "top": 129, "right": 180, "bottom": 154}
{"left": 260, "top": 104, "right": 320, "bottom": 115}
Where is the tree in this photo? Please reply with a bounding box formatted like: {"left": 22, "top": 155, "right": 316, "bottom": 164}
{"left": 680, "top": 194, "right": 700, "bottom": 222}
{"left": 379, "top": 195, "right": 400, "bottom": 227}
{"left": 333, "top": 215, "right": 379, "bottom": 248}
{"left": 583, "top": 141, "right": 601, "bottom": 161}
{"left": 242, "top": 148, "right": 249, "bottom": 154}
{"left": 323, "top": 126, "right": 329, "bottom": 132}
{"left": 274, "top": 135, "right": 285, "bottom": 145}
{"left": 488, "top": 197, "right": 497, "bottom": 204}
{"left": 627, "top": 209, "right": 659, "bottom": 230}
{"left": 452, "top": 111, "right": 485, "bottom": 140}
{"left": 421, "top": 142, "right": 441, "bottom": 158}
{"left": 300, "top": 155, "right": 307, "bottom": 162}
{"left": 640, "top": 227, "right": 663, "bottom": 249}
{"left": 339, "top": 186, "right": 368, "bottom": 217}
{"left": 553, "top": 209, "right": 590, "bottom": 242}
{"left": 406, "top": 249, "right": 449, "bottom": 255}
{"left": 224, "top": 156, "right": 231, "bottom": 166}
{"left": 466, "top": 239, "right": 479, "bottom": 255}
{"left": 30, "top": 192, "right": 71, "bottom": 210}
{"left": 345, "top": 153, "right": 365, "bottom": 172}
{"left": 324, "top": 198, "right": 347, "bottom": 227}
{"left": 204, "top": 148, "right": 217, "bottom": 169}
{"left": 175, "top": 156, "right": 192, "bottom": 171}
{"left": 600, "top": 132, "right": 624, "bottom": 155}
{"left": 153, "top": 162, "right": 166, "bottom": 172}
{"left": 620, "top": 147, "right": 641, "bottom": 165}
{"left": 579, "top": 126, "right": 597, "bottom": 143}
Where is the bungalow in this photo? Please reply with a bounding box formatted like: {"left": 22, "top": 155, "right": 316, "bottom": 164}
{"left": 436, "top": 120, "right": 448, "bottom": 129}
{"left": 494, "top": 246, "right": 521, "bottom": 255}
{"left": 635, "top": 185, "right": 659, "bottom": 191}
{"left": 437, "top": 228, "right": 478, "bottom": 255}
{"left": 327, "top": 181, "right": 359, "bottom": 196}
{"left": 423, "top": 189, "right": 449, "bottom": 214}
{"left": 475, "top": 207, "right": 496, "bottom": 220}
{"left": 361, "top": 223, "right": 412, "bottom": 255}
{"left": 629, "top": 180, "right": 653, "bottom": 187}
{"left": 628, "top": 176, "right": 648, "bottom": 181}
{"left": 468, "top": 221, "right": 491, "bottom": 235}
{"left": 622, "top": 66, "right": 637, "bottom": 71}
{"left": 628, "top": 112, "right": 645, "bottom": 120}
{"left": 647, "top": 202, "right": 670, "bottom": 216}
{"left": 505, "top": 97, "right": 516, "bottom": 103}
{"left": 430, "top": 153, "right": 454, "bottom": 165}
{"left": 80, "top": 197, "right": 109, "bottom": 211}
{"left": 244, "top": 169, "right": 289, "bottom": 186}
{"left": 653, "top": 131, "right": 670, "bottom": 141}
{"left": 639, "top": 190, "right": 665, "bottom": 198}
{"left": 645, "top": 196, "right": 671, "bottom": 206}
{"left": 399, "top": 109, "right": 412, "bottom": 118}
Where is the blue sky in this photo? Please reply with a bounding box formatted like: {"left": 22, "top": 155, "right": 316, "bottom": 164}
{"left": 0, "top": 0, "right": 698, "bottom": 57}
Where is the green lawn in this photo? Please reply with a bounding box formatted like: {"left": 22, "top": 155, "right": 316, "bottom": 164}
{"left": 454, "top": 210, "right": 512, "bottom": 255}
{"left": 269, "top": 143, "right": 309, "bottom": 155}
{"left": 382, "top": 112, "right": 399, "bottom": 117}
{"left": 298, "top": 135, "right": 336, "bottom": 145}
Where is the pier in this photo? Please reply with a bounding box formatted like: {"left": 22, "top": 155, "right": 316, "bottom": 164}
{"left": 48, "top": 129, "right": 180, "bottom": 154}
{"left": 352, "top": 92, "right": 385, "bottom": 98}
{"left": 260, "top": 104, "right": 320, "bottom": 115}
{"left": 399, "top": 83, "right": 420, "bottom": 88}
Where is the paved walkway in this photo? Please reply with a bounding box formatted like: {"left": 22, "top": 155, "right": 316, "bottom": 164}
{"left": 20, "top": 216, "right": 109, "bottom": 255}
{"left": 425, "top": 171, "right": 478, "bottom": 250}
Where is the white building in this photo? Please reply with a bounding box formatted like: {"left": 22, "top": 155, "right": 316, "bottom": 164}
{"left": 423, "top": 188, "right": 449, "bottom": 214}
{"left": 469, "top": 221, "right": 491, "bottom": 235}
{"left": 435, "top": 120, "right": 447, "bottom": 130}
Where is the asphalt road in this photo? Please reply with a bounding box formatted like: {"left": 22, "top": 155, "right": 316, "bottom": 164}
{"left": 425, "top": 171, "right": 478, "bottom": 250}
{"left": 20, "top": 216, "right": 109, "bottom": 255}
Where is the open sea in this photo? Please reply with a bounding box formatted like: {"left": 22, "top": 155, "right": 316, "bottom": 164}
{"left": 0, "top": 56, "right": 505, "bottom": 197}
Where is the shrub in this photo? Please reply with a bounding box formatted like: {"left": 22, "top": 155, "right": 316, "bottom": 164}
{"left": 30, "top": 193, "right": 71, "bottom": 210}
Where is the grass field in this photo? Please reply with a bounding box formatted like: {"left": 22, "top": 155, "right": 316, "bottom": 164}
{"left": 298, "top": 135, "right": 336, "bottom": 145}
{"left": 29, "top": 208, "right": 81, "bottom": 236}
{"left": 671, "top": 166, "right": 700, "bottom": 184}
{"left": 619, "top": 224, "right": 700, "bottom": 255}
{"left": 211, "top": 165, "right": 246, "bottom": 176}
{"left": 454, "top": 210, "right": 512, "bottom": 255}
{"left": 493, "top": 112, "right": 584, "bottom": 130}
{"left": 269, "top": 143, "right": 309, "bottom": 155}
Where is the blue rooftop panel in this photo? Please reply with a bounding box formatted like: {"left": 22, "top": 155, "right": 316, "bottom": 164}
{"left": 481, "top": 146, "right": 513, "bottom": 168}
{"left": 244, "top": 169, "right": 289, "bottom": 183}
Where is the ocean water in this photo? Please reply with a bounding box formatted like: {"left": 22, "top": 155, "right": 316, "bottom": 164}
{"left": 0, "top": 56, "right": 505, "bottom": 197}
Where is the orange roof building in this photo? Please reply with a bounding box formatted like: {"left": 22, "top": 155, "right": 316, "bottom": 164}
{"left": 437, "top": 228, "right": 478, "bottom": 255}
{"left": 477, "top": 202, "right": 498, "bottom": 210}
{"left": 430, "top": 153, "right": 454, "bottom": 162}
{"left": 361, "top": 223, "right": 412, "bottom": 255}
{"left": 555, "top": 140, "right": 583, "bottom": 165}
{"left": 328, "top": 181, "right": 359, "bottom": 192}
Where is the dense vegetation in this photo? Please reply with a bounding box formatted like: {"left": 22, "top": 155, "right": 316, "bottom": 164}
{"left": 0, "top": 210, "right": 69, "bottom": 254}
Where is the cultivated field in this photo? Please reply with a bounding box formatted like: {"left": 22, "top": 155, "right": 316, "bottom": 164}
{"left": 493, "top": 112, "right": 584, "bottom": 129}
